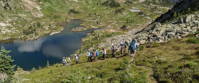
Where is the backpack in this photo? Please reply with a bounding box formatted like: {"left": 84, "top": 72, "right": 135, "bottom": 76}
{"left": 90, "top": 51, "right": 93, "bottom": 57}
{"left": 122, "top": 44, "right": 124, "bottom": 47}
{"left": 114, "top": 46, "right": 117, "bottom": 51}
{"left": 105, "top": 49, "right": 108, "bottom": 54}
{"left": 130, "top": 42, "right": 136, "bottom": 50}
{"left": 96, "top": 51, "right": 100, "bottom": 56}
{"left": 66, "top": 58, "right": 69, "bottom": 62}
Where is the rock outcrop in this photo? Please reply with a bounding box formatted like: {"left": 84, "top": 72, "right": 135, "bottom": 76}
{"left": 135, "top": 13, "right": 199, "bottom": 44}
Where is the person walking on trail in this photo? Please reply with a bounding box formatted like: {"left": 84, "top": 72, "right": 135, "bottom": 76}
{"left": 128, "top": 38, "right": 132, "bottom": 54}
{"left": 135, "top": 41, "right": 140, "bottom": 51}
{"left": 75, "top": 54, "right": 79, "bottom": 64}
{"left": 93, "top": 49, "right": 100, "bottom": 61}
{"left": 129, "top": 39, "right": 137, "bottom": 58}
{"left": 66, "top": 57, "right": 71, "bottom": 66}
{"left": 87, "top": 50, "right": 93, "bottom": 62}
{"left": 120, "top": 42, "right": 125, "bottom": 55}
{"left": 62, "top": 57, "right": 67, "bottom": 66}
{"left": 102, "top": 47, "right": 107, "bottom": 60}
{"left": 111, "top": 44, "right": 117, "bottom": 58}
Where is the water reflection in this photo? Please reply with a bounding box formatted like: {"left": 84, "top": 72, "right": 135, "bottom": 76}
{"left": 1, "top": 20, "right": 101, "bottom": 70}
{"left": 15, "top": 37, "right": 47, "bottom": 53}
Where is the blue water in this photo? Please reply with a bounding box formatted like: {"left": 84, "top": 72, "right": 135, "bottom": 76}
{"left": 1, "top": 20, "right": 93, "bottom": 71}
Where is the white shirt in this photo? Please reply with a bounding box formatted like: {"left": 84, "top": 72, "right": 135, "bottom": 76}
{"left": 87, "top": 52, "right": 90, "bottom": 56}
{"left": 135, "top": 42, "right": 140, "bottom": 46}
{"left": 76, "top": 56, "right": 78, "bottom": 61}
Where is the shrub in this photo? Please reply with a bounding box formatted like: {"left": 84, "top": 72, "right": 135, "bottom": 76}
{"left": 187, "top": 37, "right": 199, "bottom": 44}
{"left": 37, "top": 22, "right": 41, "bottom": 27}
{"left": 48, "top": 70, "right": 53, "bottom": 74}
{"left": 96, "top": 71, "right": 107, "bottom": 78}
{"left": 139, "top": 45, "right": 144, "bottom": 50}
{"left": 31, "top": 67, "right": 36, "bottom": 73}
{"left": 156, "top": 60, "right": 167, "bottom": 64}
{"left": 39, "top": 66, "right": 41, "bottom": 70}
{"left": 153, "top": 42, "right": 160, "bottom": 47}
{"left": 115, "top": 8, "right": 124, "bottom": 14}
{"left": 125, "top": 0, "right": 132, "bottom": 4}
{"left": 102, "top": 0, "right": 120, "bottom": 8}
{"left": 69, "top": 9, "right": 80, "bottom": 14}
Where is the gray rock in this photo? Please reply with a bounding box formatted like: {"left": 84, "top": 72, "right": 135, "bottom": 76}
{"left": 184, "top": 15, "right": 193, "bottom": 23}
{"left": 164, "top": 36, "right": 167, "bottom": 42}
{"left": 193, "top": 20, "right": 199, "bottom": 24}
{"left": 179, "top": 24, "right": 186, "bottom": 28}
{"left": 181, "top": 32, "right": 189, "bottom": 37}
{"left": 182, "top": 28, "right": 188, "bottom": 31}
{"left": 167, "top": 24, "right": 172, "bottom": 28}
{"left": 140, "top": 40, "right": 146, "bottom": 45}
{"left": 178, "top": 17, "right": 184, "bottom": 23}
{"left": 165, "top": 28, "right": 173, "bottom": 32}
{"left": 167, "top": 32, "right": 175, "bottom": 36}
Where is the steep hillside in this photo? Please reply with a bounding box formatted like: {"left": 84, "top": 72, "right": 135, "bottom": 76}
{"left": 154, "top": 0, "right": 199, "bottom": 23}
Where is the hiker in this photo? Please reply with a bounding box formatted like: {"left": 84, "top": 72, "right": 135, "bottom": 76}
{"left": 120, "top": 42, "right": 124, "bottom": 55}
{"left": 93, "top": 49, "right": 100, "bottom": 61}
{"left": 111, "top": 44, "right": 117, "bottom": 58}
{"left": 128, "top": 38, "right": 132, "bottom": 54}
{"left": 66, "top": 57, "right": 71, "bottom": 66}
{"left": 129, "top": 39, "right": 137, "bottom": 58}
{"left": 75, "top": 54, "right": 79, "bottom": 64}
{"left": 135, "top": 41, "right": 140, "bottom": 51}
{"left": 87, "top": 50, "right": 93, "bottom": 62}
{"left": 102, "top": 47, "right": 107, "bottom": 60}
{"left": 62, "top": 57, "right": 67, "bottom": 66}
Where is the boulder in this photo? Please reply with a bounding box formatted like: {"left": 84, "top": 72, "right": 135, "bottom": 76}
{"left": 165, "top": 28, "right": 173, "bottom": 32}
{"left": 177, "top": 30, "right": 184, "bottom": 34}
{"left": 179, "top": 24, "right": 186, "bottom": 28}
{"left": 184, "top": 15, "right": 193, "bottom": 23}
{"left": 181, "top": 32, "right": 189, "bottom": 37}
{"left": 167, "top": 32, "right": 175, "bottom": 36}
{"left": 166, "top": 24, "right": 172, "bottom": 28}
{"left": 193, "top": 20, "right": 199, "bottom": 24}
{"left": 164, "top": 36, "right": 168, "bottom": 42}
{"left": 152, "top": 33, "right": 159, "bottom": 37}
{"left": 182, "top": 28, "right": 188, "bottom": 31}
{"left": 140, "top": 40, "right": 146, "bottom": 45}
{"left": 178, "top": 17, "right": 184, "bottom": 23}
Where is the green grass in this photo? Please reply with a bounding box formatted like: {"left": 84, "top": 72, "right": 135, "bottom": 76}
{"left": 134, "top": 35, "right": 199, "bottom": 83}
{"left": 18, "top": 53, "right": 149, "bottom": 83}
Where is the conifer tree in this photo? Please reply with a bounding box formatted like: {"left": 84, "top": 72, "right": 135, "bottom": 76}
{"left": 0, "top": 46, "right": 15, "bottom": 83}
{"left": 46, "top": 60, "right": 50, "bottom": 68}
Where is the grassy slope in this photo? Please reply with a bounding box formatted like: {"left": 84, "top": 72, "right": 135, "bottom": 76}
{"left": 20, "top": 33, "right": 199, "bottom": 83}
{"left": 20, "top": 53, "right": 149, "bottom": 83}
{"left": 134, "top": 34, "right": 199, "bottom": 83}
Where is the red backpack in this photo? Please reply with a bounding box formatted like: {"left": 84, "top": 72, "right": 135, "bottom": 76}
{"left": 105, "top": 49, "right": 108, "bottom": 54}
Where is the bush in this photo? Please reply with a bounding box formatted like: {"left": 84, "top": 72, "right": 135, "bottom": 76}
{"left": 139, "top": 45, "right": 144, "bottom": 50}
{"left": 153, "top": 42, "right": 160, "bottom": 47}
{"left": 48, "top": 70, "right": 53, "bottom": 74}
{"left": 69, "top": 9, "right": 80, "bottom": 14}
{"left": 102, "top": 0, "right": 120, "bottom": 8}
{"left": 31, "top": 67, "right": 36, "bottom": 73}
{"left": 115, "top": 8, "right": 124, "bottom": 13}
{"left": 187, "top": 37, "right": 199, "bottom": 44}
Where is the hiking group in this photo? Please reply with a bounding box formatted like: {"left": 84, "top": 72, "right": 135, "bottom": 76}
{"left": 62, "top": 39, "right": 140, "bottom": 66}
